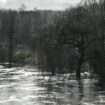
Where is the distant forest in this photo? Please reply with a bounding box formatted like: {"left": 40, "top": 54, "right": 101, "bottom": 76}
{"left": 0, "top": 0, "right": 105, "bottom": 78}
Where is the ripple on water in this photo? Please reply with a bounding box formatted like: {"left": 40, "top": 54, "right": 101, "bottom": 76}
{"left": 0, "top": 66, "right": 104, "bottom": 105}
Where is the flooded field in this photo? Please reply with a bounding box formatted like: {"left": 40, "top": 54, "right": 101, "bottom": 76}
{"left": 0, "top": 65, "right": 105, "bottom": 105}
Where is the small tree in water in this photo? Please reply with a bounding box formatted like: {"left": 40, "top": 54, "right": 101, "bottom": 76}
{"left": 55, "top": 6, "right": 92, "bottom": 78}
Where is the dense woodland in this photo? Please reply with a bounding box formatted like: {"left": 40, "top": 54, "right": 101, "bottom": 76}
{"left": 0, "top": 0, "right": 105, "bottom": 78}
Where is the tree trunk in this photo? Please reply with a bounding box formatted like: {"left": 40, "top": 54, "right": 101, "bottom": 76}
{"left": 8, "top": 12, "right": 15, "bottom": 68}
{"left": 76, "top": 60, "right": 83, "bottom": 78}
{"left": 8, "top": 36, "right": 13, "bottom": 68}
{"left": 76, "top": 52, "right": 84, "bottom": 78}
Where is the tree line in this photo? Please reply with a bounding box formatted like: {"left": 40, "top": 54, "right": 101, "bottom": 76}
{"left": 0, "top": 9, "right": 60, "bottom": 65}
{"left": 0, "top": 0, "right": 105, "bottom": 78}
{"left": 35, "top": 0, "right": 105, "bottom": 78}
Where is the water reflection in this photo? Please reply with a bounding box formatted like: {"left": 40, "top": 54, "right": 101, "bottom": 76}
{"left": 0, "top": 66, "right": 105, "bottom": 105}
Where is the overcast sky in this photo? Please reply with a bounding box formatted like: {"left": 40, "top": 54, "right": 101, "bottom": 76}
{"left": 0, "top": 0, "right": 80, "bottom": 10}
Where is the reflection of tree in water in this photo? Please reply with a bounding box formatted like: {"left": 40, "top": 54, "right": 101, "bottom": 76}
{"left": 35, "top": 74, "right": 105, "bottom": 105}
{"left": 77, "top": 79, "right": 84, "bottom": 103}
{"left": 43, "top": 77, "right": 57, "bottom": 105}
{"left": 45, "top": 77, "right": 85, "bottom": 105}
{"left": 46, "top": 78, "right": 54, "bottom": 92}
{"left": 95, "top": 78, "right": 105, "bottom": 92}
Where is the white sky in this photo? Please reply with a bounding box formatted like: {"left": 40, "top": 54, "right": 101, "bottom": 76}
{"left": 0, "top": 0, "right": 80, "bottom": 10}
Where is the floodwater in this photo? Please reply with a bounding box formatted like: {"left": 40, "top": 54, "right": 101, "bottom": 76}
{"left": 0, "top": 65, "right": 105, "bottom": 105}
